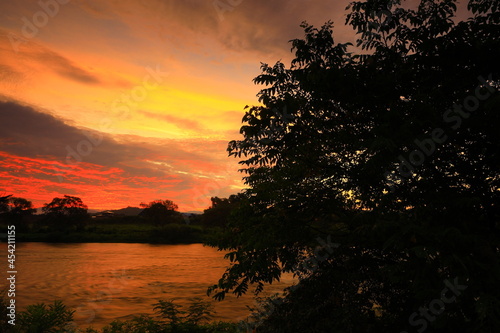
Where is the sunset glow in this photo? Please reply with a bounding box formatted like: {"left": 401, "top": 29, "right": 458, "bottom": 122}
{"left": 0, "top": 0, "right": 353, "bottom": 211}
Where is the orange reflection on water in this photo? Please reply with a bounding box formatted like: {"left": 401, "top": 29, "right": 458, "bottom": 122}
{"left": 10, "top": 242, "right": 294, "bottom": 329}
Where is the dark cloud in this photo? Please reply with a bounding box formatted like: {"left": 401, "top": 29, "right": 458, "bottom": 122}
{"left": 75, "top": 0, "right": 354, "bottom": 60}
{"left": 0, "top": 101, "right": 234, "bottom": 186}
{"left": 33, "top": 46, "right": 101, "bottom": 84}
{"left": 0, "top": 100, "right": 213, "bottom": 180}
{"left": 0, "top": 101, "right": 243, "bottom": 209}
{"left": 171, "top": 0, "right": 352, "bottom": 56}
{"left": 0, "top": 28, "right": 102, "bottom": 86}
{"left": 0, "top": 100, "right": 111, "bottom": 159}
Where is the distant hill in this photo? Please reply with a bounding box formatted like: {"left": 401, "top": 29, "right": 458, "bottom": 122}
{"left": 183, "top": 211, "right": 203, "bottom": 215}
{"left": 110, "top": 206, "right": 143, "bottom": 216}
{"left": 90, "top": 207, "right": 201, "bottom": 216}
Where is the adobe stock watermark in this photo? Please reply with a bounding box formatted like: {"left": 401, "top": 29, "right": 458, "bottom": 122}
{"left": 238, "top": 235, "right": 340, "bottom": 331}
{"left": 8, "top": 0, "right": 71, "bottom": 53}
{"left": 53, "top": 65, "right": 169, "bottom": 182}
{"left": 384, "top": 74, "right": 497, "bottom": 191}
{"left": 213, "top": 0, "right": 244, "bottom": 21}
{"left": 401, "top": 277, "right": 468, "bottom": 333}
{"left": 63, "top": 268, "right": 133, "bottom": 330}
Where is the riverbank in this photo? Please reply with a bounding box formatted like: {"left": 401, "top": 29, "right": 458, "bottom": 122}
{"left": 1, "top": 297, "right": 241, "bottom": 333}
{"left": 14, "top": 223, "right": 209, "bottom": 244}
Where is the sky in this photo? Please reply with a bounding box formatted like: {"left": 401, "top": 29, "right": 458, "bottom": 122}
{"left": 1, "top": 0, "right": 452, "bottom": 211}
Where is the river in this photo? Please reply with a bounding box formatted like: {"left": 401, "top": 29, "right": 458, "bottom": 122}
{"left": 5, "top": 242, "right": 294, "bottom": 330}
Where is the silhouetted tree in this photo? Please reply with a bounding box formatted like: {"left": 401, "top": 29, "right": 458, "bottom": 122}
{"left": 0, "top": 194, "right": 12, "bottom": 226}
{"left": 0, "top": 194, "right": 11, "bottom": 215}
{"left": 2, "top": 197, "right": 37, "bottom": 231}
{"left": 0, "top": 195, "right": 36, "bottom": 230}
{"left": 208, "top": 0, "right": 500, "bottom": 332}
{"left": 140, "top": 199, "right": 182, "bottom": 226}
{"left": 8, "top": 197, "right": 36, "bottom": 215}
{"left": 42, "top": 195, "right": 89, "bottom": 230}
{"left": 202, "top": 194, "right": 244, "bottom": 228}
{"left": 183, "top": 213, "right": 202, "bottom": 225}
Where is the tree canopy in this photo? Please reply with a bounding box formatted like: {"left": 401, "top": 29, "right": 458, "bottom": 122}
{"left": 0, "top": 195, "right": 12, "bottom": 214}
{"left": 0, "top": 195, "right": 36, "bottom": 230}
{"left": 140, "top": 199, "right": 182, "bottom": 226}
{"left": 42, "top": 195, "right": 89, "bottom": 229}
{"left": 8, "top": 197, "right": 37, "bottom": 216}
{"left": 208, "top": 0, "right": 500, "bottom": 331}
{"left": 202, "top": 194, "right": 245, "bottom": 228}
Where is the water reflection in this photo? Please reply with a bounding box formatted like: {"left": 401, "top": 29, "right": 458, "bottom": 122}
{"left": 10, "top": 242, "right": 294, "bottom": 329}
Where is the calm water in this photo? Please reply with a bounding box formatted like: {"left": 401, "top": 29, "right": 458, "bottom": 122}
{"left": 4, "top": 242, "right": 294, "bottom": 329}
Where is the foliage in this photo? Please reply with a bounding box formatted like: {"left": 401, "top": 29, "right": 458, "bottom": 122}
{"left": 182, "top": 213, "right": 203, "bottom": 226}
{"left": 153, "top": 298, "right": 214, "bottom": 326}
{"left": 0, "top": 195, "right": 12, "bottom": 214}
{"left": 208, "top": 0, "right": 500, "bottom": 332}
{"left": 101, "top": 317, "right": 238, "bottom": 333}
{"left": 17, "top": 222, "right": 205, "bottom": 244}
{"left": 202, "top": 194, "right": 244, "bottom": 228}
{"left": 148, "top": 224, "right": 204, "bottom": 243}
{"left": 8, "top": 197, "right": 37, "bottom": 216}
{"left": 0, "top": 195, "right": 36, "bottom": 231}
{"left": 101, "top": 315, "right": 163, "bottom": 333}
{"left": 42, "top": 195, "right": 88, "bottom": 216}
{"left": 15, "top": 300, "right": 74, "bottom": 333}
{"left": 140, "top": 200, "right": 183, "bottom": 226}
{"left": 42, "top": 195, "right": 89, "bottom": 230}
{"left": 154, "top": 299, "right": 185, "bottom": 326}
{"left": 184, "top": 298, "right": 215, "bottom": 325}
{"left": 3, "top": 296, "right": 238, "bottom": 333}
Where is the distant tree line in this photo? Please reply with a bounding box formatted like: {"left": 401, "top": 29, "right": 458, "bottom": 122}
{"left": 0, "top": 193, "right": 243, "bottom": 232}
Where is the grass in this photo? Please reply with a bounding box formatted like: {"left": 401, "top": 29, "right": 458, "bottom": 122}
{"left": 0, "top": 296, "right": 242, "bottom": 333}
{"left": 15, "top": 222, "right": 208, "bottom": 244}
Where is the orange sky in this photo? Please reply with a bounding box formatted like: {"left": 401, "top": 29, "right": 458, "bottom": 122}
{"left": 0, "top": 0, "right": 398, "bottom": 211}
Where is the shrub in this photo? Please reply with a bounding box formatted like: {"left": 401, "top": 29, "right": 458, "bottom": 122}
{"left": 16, "top": 300, "right": 74, "bottom": 333}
